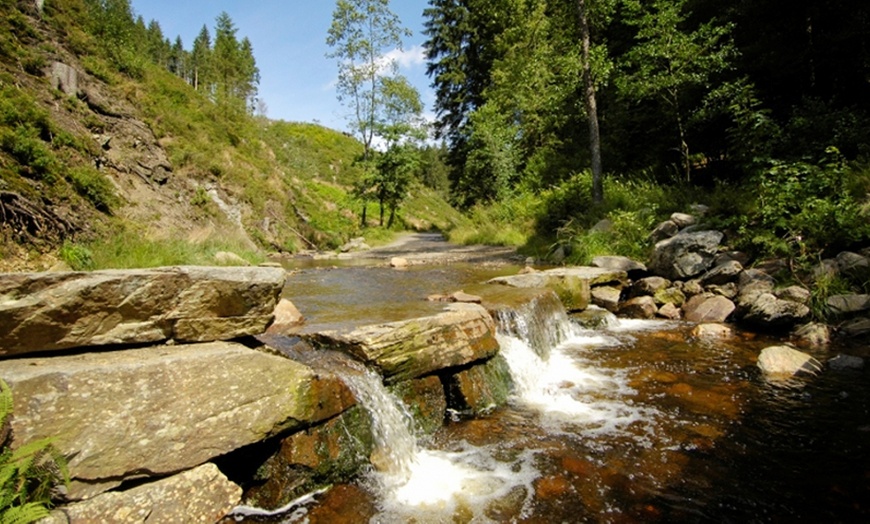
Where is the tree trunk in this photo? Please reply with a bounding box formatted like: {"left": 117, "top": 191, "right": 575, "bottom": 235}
{"left": 577, "top": 0, "right": 603, "bottom": 204}
{"left": 360, "top": 204, "right": 367, "bottom": 227}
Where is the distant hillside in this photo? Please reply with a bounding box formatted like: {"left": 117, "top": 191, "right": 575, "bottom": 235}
{"left": 0, "top": 0, "right": 461, "bottom": 271}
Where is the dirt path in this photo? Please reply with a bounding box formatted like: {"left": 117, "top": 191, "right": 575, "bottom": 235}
{"left": 346, "top": 232, "right": 522, "bottom": 265}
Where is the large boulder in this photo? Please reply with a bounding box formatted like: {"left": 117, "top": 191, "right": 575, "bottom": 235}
{"left": 742, "top": 293, "right": 811, "bottom": 331}
{"left": 682, "top": 294, "right": 736, "bottom": 323}
{"left": 305, "top": 303, "right": 499, "bottom": 384}
{"left": 619, "top": 296, "right": 658, "bottom": 319}
{"left": 0, "top": 342, "right": 354, "bottom": 499}
{"left": 649, "top": 231, "right": 724, "bottom": 280}
{"left": 757, "top": 345, "right": 822, "bottom": 378}
{"left": 488, "top": 267, "right": 627, "bottom": 311}
{"left": 44, "top": 463, "right": 240, "bottom": 524}
{"left": 699, "top": 260, "right": 743, "bottom": 287}
{"left": 0, "top": 266, "right": 286, "bottom": 357}
{"left": 592, "top": 256, "right": 647, "bottom": 276}
{"left": 827, "top": 294, "right": 870, "bottom": 316}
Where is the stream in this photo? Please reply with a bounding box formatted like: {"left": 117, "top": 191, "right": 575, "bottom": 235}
{"left": 238, "top": 255, "right": 870, "bottom": 523}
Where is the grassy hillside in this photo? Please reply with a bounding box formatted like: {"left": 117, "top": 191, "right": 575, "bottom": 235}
{"left": 0, "top": 1, "right": 462, "bottom": 271}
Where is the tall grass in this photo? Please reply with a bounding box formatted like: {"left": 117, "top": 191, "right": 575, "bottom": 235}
{"left": 60, "top": 227, "right": 265, "bottom": 270}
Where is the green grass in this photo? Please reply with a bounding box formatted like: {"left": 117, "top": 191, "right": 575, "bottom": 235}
{"left": 60, "top": 227, "right": 265, "bottom": 270}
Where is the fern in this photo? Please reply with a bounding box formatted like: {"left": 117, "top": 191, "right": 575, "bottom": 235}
{"left": 0, "top": 380, "right": 69, "bottom": 524}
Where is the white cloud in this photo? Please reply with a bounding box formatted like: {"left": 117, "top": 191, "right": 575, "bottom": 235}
{"left": 381, "top": 45, "right": 426, "bottom": 71}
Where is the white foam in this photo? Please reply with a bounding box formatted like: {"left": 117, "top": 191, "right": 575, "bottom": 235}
{"left": 499, "top": 333, "right": 658, "bottom": 437}
{"left": 374, "top": 444, "right": 539, "bottom": 522}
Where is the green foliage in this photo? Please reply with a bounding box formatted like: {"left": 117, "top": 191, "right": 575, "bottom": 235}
{"left": 447, "top": 191, "right": 542, "bottom": 247}
{"left": 326, "top": 0, "right": 412, "bottom": 158}
{"left": 808, "top": 272, "right": 853, "bottom": 323}
{"left": 65, "top": 226, "right": 265, "bottom": 269}
{"left": 66, "top": 166, "right": 118, "bottom": 213}
{"left": 0, "top": 126, "right": 58, "bottom": 182}
{"left": 739, "top": 148, "right": 870, "bottom": 259}
{"left": 59, "top": 242, "right": 95, "bottom": 270}
{"left": 0, "top": 380, "right": 69, "bottom": 524}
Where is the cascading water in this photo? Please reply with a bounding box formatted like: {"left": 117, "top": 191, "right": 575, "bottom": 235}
{"left": 249, "top": 268, "right": 870, "bottom": 522}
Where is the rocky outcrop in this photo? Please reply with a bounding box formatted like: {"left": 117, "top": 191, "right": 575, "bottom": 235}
{"left": 757, "top": 345, "right": 822, "bottom": 379}
{"left": 43, "top": 463, "right": 240, "bottom": 524}
{"left": 1, "top": 341, "right": 354, "bottom": 499}
{"left": 305, "top": 303, "right": 500, "bottom": 384}
{"left": 488, "top": 267, "right": 627, "bottom": 311}
{"left": 0, "top": 266, "right": 286, "bottom": 357}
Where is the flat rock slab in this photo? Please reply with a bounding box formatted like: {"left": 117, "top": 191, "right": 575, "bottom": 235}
{"left": 305, "top": 303, "right": 499, "bottom": 384}
{"left": 44, "top": 463, "right": 240, "bottom": 523}
{"left": 0, "top": 342, "right": 354, "bottom": 499}
{"left": 488, "top": 267, "right": 627, "bottom": 311}
{"left": 0, "top": 266, "right": 286, "bottom": 357}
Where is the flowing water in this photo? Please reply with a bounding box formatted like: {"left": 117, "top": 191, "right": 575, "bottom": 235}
{"left": 236, "top": 263, "right": 870, "bottom": 523}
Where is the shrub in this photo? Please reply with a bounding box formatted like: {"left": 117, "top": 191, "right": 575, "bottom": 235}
{"left": 739, "top": 148, "right": 870, "bottom": 259}
{"left": 66, "top": 166, "right": 118, "bottom": 213}
{"left": 0, "top": 379, "right": 69, "bottom": 524}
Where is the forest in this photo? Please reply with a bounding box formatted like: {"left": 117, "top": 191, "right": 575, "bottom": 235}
{"left": 422, "top": 0, "right": 870, "bottom": 271}
{"left": 0, "top": 0, "right": 868, "bottom": 278}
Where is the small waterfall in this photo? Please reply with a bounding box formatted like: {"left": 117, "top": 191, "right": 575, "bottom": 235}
{"left": 496, "top": 294, "right": 659, "bottom": 438}
{"left": 303, "top": 349, "right": 541, "bottom": 520}
{"left": 332, "top": 357, "right": 419, "bottom": 486}
{"left": 494, "top": 290, "right": 576, "bottom": 358}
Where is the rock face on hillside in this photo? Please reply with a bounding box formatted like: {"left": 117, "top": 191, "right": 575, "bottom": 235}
{"left": 1, "top": 341, "right": 355, "bottom": 499}
{"left": 0, "top": 266, "right": 286, "bottom": 357}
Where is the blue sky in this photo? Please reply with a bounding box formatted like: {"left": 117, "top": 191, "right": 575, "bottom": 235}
{"left": 129, "top": 1, "right": 434, "bottom": 132}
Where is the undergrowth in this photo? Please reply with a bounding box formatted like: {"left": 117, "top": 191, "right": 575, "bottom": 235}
{"left": 0, "top": 380, "right": 69, "bottom": 524}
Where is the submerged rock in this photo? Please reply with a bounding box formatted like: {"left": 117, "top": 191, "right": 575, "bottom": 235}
{"left": 828, "top": 354, "right": 865, "bottom": 371}
{"left": 691, "top": 323, "right": 733, "bottom": 339}
{"left": 757, "top": 345, "right": 822, "bottom": 378}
